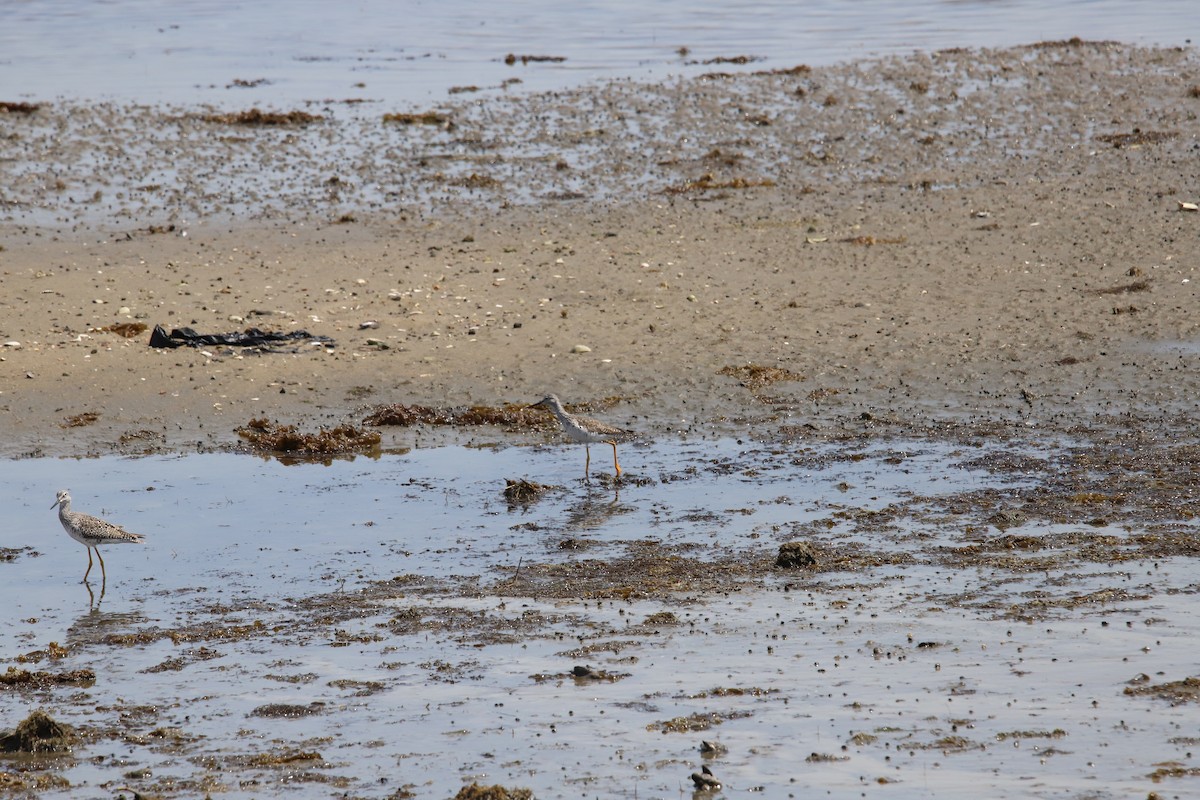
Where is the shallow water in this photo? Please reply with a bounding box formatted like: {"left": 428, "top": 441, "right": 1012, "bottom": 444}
{"left": 2, "top": 0, "right": 1194, "bottom": 106}
{"left": 3, "top": 438, "right": 1198, "bottom": 797}
{"left": 5, "top": 437, "right": 979, "bottom": 621}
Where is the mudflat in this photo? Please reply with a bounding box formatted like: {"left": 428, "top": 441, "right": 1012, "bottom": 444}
{"left": 1, "top": 40, "right": 1197, "bottom": 458}
{"left": 4, "top": 40, "right": 1200, "bottom": 800}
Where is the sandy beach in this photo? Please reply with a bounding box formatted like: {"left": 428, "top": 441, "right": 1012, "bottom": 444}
{"left": 1, "top": 40, "right": 1197, "bottom": 458}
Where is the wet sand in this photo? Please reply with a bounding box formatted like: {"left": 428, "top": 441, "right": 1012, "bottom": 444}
{"left": 1, "top": 40, "right": 1198, "bottom": 457}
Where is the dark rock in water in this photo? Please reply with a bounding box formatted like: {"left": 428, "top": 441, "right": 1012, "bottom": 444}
{"left": 776, "top": 540, "right": 818, "bottom": 568}
{"left": 0, "top": 710, "right": 74, "bottom": 753}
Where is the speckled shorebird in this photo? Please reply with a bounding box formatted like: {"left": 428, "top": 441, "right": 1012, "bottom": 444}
{"left": 51, "top": 490, "right": 145, "bottom": 583}
{"left": 526, "top": 394, "right": 631, "bottom": 477}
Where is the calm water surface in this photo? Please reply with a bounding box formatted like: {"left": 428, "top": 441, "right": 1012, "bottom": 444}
{"left": 1, "top": 0, "right": 1195, "bottom": 106}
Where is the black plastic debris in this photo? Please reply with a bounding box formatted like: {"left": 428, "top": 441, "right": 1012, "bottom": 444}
{"left": 149, "top": 325, "right": 334, "bottom": 350}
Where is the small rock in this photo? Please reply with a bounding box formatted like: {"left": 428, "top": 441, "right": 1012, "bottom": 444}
{"left": 571, "top": 344, "right": 591, "bottom": 353}
{"left": 359, "top": 320, "right": 380, "bottom": 330}
{"left": 4, "top": 341, "right": 21, "bottom": 348}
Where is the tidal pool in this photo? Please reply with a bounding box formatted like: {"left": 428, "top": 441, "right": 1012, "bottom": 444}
{"left": 1, "top": 436, "right": 1197, "bottom": 798}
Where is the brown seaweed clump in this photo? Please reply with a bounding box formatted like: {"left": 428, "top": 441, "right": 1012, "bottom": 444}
{"left": 503, "top": 479, "right": 553, "bottom": 506}
{"left": 364, "top": 403, "right": 550, "bottom": 430}
{"left": 453, "top": 783, "right": 533, "bottom": 800}
{"left": 382, "top": 111, "right": 453, "bottom": 127}
{"left": 503, "top": 54, "right": 566, "bottom": 65}
{"left": 0, "top": 101, "right": 40, "bottom": 114}
{"left": 0, "top": 666, "right": 95, "bottom": 689}
{"left": 718, "top": 363, "right": 805, "bottom": 391}
{"left": 202, "top": 108, "right": 323, "bottom": 126}
{"left": 60, "top": 412, "right": 100, "bottom": 428}
{"left": 363, "top": 403, "right": 452, "bottom": 426}
{"left": 1124, "top": 676, "right": 1200, "bottom": 706}
{"left": 1096, "top": 129, "right": 1177, "bottom": 148}
{"left": 236, "top": 418, "right": 380, "bottom": 456}
{"left": 664, "top": 173, "right": 776, "bottom": 194}
{"left": 0, "top": 710, "right": 75, "bottom": 753}
{"left": 1086, "top": 278, "right": 1151, "bottom": 296}
{"left": 100, "top": 322, "right": 149, "bottom": 339}
{"left": 250, "top": 702, "right": 326, "bottom": 718}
